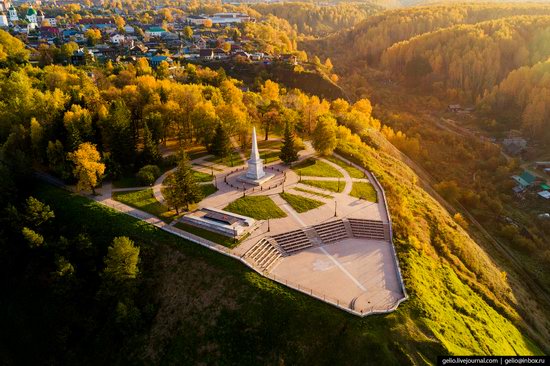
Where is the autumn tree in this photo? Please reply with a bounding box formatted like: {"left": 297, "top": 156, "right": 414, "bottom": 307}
{"left": 312, "top": 114, "right": 338, "bottom": 156}
{"left": 85, "top": 29, "right": 102, "bottom": 46}
{"left": 67, "top": 142, "right": 105, "bottom": 194}
{"left": 183, "top": 26, "right": 193, "bottom": 39}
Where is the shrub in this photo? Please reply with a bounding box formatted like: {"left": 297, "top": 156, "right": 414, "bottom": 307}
{"left": 136, "top": 165, "right": 161, "bottom": 186}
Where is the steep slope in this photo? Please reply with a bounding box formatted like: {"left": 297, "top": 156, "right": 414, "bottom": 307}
{"left": 303, "top": 3, "right": 550, "bottom": 66}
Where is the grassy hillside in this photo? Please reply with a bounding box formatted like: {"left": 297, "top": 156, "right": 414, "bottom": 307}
{"left": 28, "top": 127, "right": 547, "bottom": 364}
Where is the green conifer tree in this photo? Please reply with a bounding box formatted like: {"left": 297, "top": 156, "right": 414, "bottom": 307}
{"left": 280, "top": 121, "right": 299, "bottom": 164}
{"left": 210, "top": 122, "right": 231, "bottom": 158}
{"left": 141, "top": 123, "right": 160, "bottom": 164}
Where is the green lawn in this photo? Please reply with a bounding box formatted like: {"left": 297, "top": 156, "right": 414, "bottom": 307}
{"left": 205, "top": 152, "right": 245, "bottom": 167}
{"left": 260, "top": 150, "right": 280, "bottom": 164}
{"left": 174, "top": 222, "right": 241, "bottom": 248}
{"left": 280, "top": 192, "right": 325, "bottom": 213}
{"left": 301, "top": 179, "right": 345, "bottom": 193}
{"left": 224, "top": 196, "right": 287, "bottom": 220}
{"left": 293, "top": 187, "right": 333, "bottom": 199}
{"left": 192, "top": 169, "right": 214, "bottom": 182}
{"left": 326, "top": 156, "right": 366, "bottom": 179}
{"left": 200, "top": 184, "right": 218, "bottom": 199}
{"left": 350, "top": 182, "right": 378, "bottom": 202}
{"left": 292, "top": 158, "right": 343, "bottom": 178}
{"left": 112, "top": 189, "right": 175, "bottom": 222}
{"left": 258, "top": 139, "right": 282, "bottom": 149}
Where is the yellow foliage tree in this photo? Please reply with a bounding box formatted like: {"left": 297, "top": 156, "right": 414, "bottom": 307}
{"left": 67, "top": 142, "right": 105, "bottom": 194}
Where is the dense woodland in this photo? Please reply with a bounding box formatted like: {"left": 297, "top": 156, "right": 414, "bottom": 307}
{"left": 251, "top": 2, "right": 380, "bottom": 36}
{"left": 2, "top": 2, "right": 550, "bottom": 364}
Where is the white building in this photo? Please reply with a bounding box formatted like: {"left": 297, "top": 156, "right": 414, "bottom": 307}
{"left": 26, "top": 6, "right": 37, "bottom": 26}
{"left": 0, "top": 12, "right": 8, "bottom": 27}
{"left": 8, "top": 4, "right": 17, "bottom": 22}
{"left": 110, "top": 33, "right": 125, "bottom": 44}
{"left": 210, "top": 12, "right": 252, "bottom": 24}
{"left": 45, "top": 17, "right": 56, "bottom": 26}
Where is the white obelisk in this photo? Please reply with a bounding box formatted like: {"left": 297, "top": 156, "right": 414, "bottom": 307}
{"left": 245, "top": 127, "right": 265, "bottom": 180}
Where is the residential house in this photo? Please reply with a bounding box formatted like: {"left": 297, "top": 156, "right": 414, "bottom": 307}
{"left": 110, "top": 33, "right": 125, "bottom": 44}
{"left": 512, "top": 171, "right": 537, "bottom": 192}
{"left": 199, "top": 48, "right": 214, "bottom": 60}
{"left": 71, "top": 48, "right": 94, "bottom": 66}
{"left": 129, "top": 43, "right": 148, "bottom": 56}
{"left": 40, "top": 26, "right": 60, "bottom": 38}
{"left": 186, "top": 15, "right": 207, "bottom": 25}
{"left": 149, "top": 55, "right": 172, "bottom": 68}
{"left": 146, "top": 26, "right": 166, "bottom": 37}
{"left": 213, "top": 48, "right": 228, "bottom": 59}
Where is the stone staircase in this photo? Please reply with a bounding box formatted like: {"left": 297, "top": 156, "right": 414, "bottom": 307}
{"left": 313, "top": 220, "right": 349, "bottom": 243}
{"left": 348, "top": 218, "right": 386, "bottom": 240}
{"left": 244, "top": 237, "right": 283, "bottom": 272}
{"left": 272, "top": 229, "right": 313, "bottom": 254}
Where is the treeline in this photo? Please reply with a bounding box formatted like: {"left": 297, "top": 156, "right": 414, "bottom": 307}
{"left": 308, "top": 3, "right": 550, "bottom": 65}
{"left": 380, "top": 16, "right": 550, "bottom": 102}
{"left": 251, "top": 2, "right": 380, "bottom": 36}
{"left": 480, "top": 59, "right": 550, "bottom": 145}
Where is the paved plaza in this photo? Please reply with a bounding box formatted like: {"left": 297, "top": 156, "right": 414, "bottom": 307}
{"left": 97, "top": 136, "right": 407, "bottom": 316}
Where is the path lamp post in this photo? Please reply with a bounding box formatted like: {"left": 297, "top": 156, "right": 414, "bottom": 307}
{"left": 338, "top": 177, "right": 340, "bottom": 192}
{"left": 211, "top": 167, "right": 214, "bottom": 176}
{"left": 242, "top": 183, "right": 245, "bottom": 197}
{"left": 334, "top": 200, "right": 337, "bottom": 217}
{"left": 267, "top": 218, "right": 271, "bottom": 232}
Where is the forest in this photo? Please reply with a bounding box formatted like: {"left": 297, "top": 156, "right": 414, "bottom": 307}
{"left": 250, "top": 2, "right": 381, "bottom": 36}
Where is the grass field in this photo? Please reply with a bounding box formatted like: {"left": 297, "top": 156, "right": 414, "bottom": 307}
{"left": 224, "top": 196, "right": 287, "bottom": 219}
{"left": 205, "top": 152, "right": 245, "bottom": 167}
{"left": 293, "top": 187, "right": 333, "bottom": 199}
{"left": 280, "top": 192, "right": 325, "bottom": 213}
{"left": 326, "top": 156, "right": 366, "bottom": 179}
{"left": 350, "top": 182, "right": 378, "bottom": 202}
{"left": 301, "top": 179, "right": 345, "bottom": 193}
{"left": 174, "top": 222, "right": 240, "bottom": 248}
{"left": 29, "top": 183, "right": 543, "bottom": 365}
{"left": 258, "top": 139, "right": 282, "bottom": 149}
{"left": 192, "top": 169, "right": 213, "bottom": 183}
{"left": 200, "top": 184, "right": 217, "bottom": 199}
{"left": 261, "top": 150, "right": 280, "bottom": 164}
{"left": 292, "top": 158, "right": 343, "bottom": 178}
{"left": 112, "top": 189, "right": 176, "bottom": 222}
